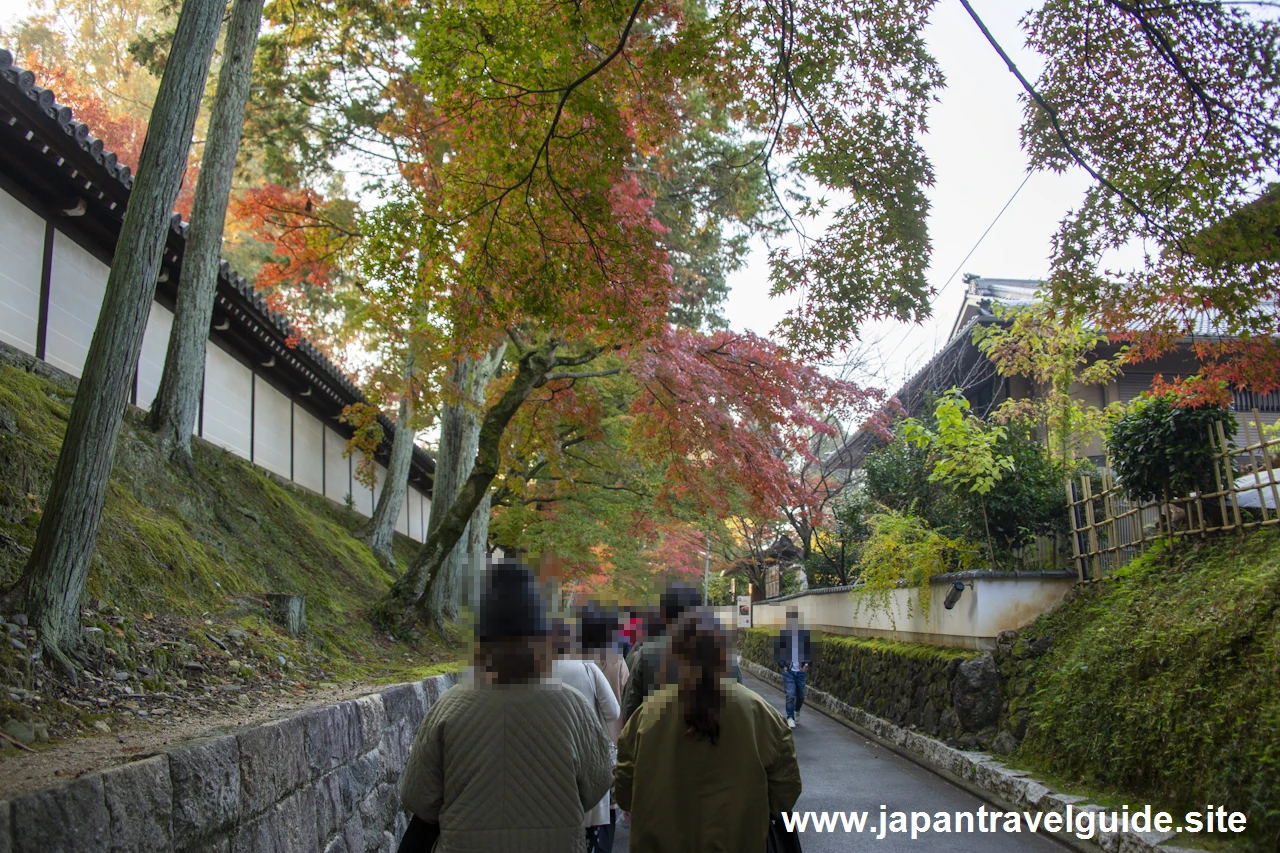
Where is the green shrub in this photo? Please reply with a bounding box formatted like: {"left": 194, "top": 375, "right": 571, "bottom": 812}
{"left": 1106, "top": 393, "right": 1236, "bottom": 503}
{"left": 855, "top": 509, "right": 979, "bottom": 620}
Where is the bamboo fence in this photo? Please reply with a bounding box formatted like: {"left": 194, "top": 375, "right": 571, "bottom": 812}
{"left": 1066, "top": 409, "right": 1280, "bottom": 581}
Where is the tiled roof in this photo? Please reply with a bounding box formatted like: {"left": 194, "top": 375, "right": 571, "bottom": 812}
{"left": 0, "top": 48, "right": 433, "bottom": 486}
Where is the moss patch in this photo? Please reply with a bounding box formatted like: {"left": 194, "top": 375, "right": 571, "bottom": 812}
{"left": 1014, "top": 532, "right": 1280, "bottom": 849}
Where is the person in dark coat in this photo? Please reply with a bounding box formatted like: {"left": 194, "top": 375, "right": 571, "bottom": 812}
{"left": 773, "top": 608, "right": 812, "bottom": 728}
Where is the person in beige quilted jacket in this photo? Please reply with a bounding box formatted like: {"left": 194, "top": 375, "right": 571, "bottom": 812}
{"left": 399, "top": 561, "right": 614, "bottom": 853}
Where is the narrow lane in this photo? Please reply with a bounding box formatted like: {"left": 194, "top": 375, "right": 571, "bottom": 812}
{"left": 615, "top": 671, "right": 1069, "bottom": 852}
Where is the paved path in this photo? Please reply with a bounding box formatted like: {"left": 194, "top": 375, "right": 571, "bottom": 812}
{"left": 615, "top": 671, "right": 1067, "bottom": 852}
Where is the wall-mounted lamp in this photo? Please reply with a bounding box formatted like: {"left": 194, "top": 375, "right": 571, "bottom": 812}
{"left": 943, "top": 581, "right": 969, "bottom": 610}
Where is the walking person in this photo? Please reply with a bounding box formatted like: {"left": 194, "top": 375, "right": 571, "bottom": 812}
{"left": 398, "top": 560, "right": 613, "bottom": 853}
{"left": 616, "top": 611, "right": 802, "bottom": 852}
{"left": 621, "top": 584, "right": 702, "bottom": 722}
{"left": 773, "top": 608, "right": 812, "bottom": 729}
{"left": 552, "top": 613, "right": 623, "bottom": 853}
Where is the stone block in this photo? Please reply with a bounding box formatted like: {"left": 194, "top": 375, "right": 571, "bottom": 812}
{"left": 355, "top": 695, "right": 387, "bottom": 755}
{"left": 379, "top": 684, "right": 426, "bottom": 780}
{"left": 347, "top": 752, "right": 384, "bottom": 805}
{"left": 231, "top": 785, "right": 317, "bottom": 853}
{"left": 323, "top": 837, "right": 349, "bottom": 853}
{"left": 238, "top": 717, "right": 307, "bottom": 819}
{"left": 342, "top": 815, "right": 366, "bottom": 853}
{"left": 102, "top": 755, "right": 171, "bottom": 853}
{"left": 951, "top": 653, "right": 999, "bottom": 732}
{"left": 358, "top": 783, "right": 399, "bottom": 850}
{"left": 315, "top": 772, "right": 346, "bottom": 844}
{"left": 302, "top": 702, "right": 362, "bottom": 779}
{"left": 170, "top": 735, "right": 241, "bottom": 847}
{"left": 11, "top": 775, "right": 108, "bottom": 853}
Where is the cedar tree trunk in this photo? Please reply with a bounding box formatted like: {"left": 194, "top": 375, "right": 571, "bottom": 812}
{"left": 4, "top": 0, "right": 223, "bottom": 676}
{"left": 149, "top": 0, "right": 265, "bottom": 458}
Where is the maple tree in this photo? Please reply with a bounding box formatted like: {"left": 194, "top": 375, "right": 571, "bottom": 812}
{"left": 991, "top": 0, "right": 1280, "bottom": 401}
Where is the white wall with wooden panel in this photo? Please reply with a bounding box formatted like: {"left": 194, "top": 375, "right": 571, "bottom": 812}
{"left": 45, "top": 231, "right": 107, "bottom": 376}
{"left": 324, "top": 425, "right": 351, "bottom": 505}
{"left": 252, "top": 375, "right": 292, "bottom": 478}
{"left": 134, "top": 302, "right": 173, "bottom": 413}
{"left": 202, "top": 343, "right": 253, "bottom": 460}
{"left": 0, "top": 188, "right": 43, "bottom": 355}
{"left": 291, "top": 406, "right": 325, "bottom": 495}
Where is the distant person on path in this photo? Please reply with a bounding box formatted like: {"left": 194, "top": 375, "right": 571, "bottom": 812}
{"left": 582, "top": 605, "right": 630, "bottom": 851}
{"left": 552, "top": 614, "right": 622, "bottom": 853}
{"left": 773, "top": 607, "right": 812, "bottom": 729}
{"left": 615, "top": 611, "right": 802, "bottom": 852}
{"left": 621, "top": 584, "right": 702, "bottom": 722}
{"left": 398, "top": 561, "right": 613, "bottom": 853}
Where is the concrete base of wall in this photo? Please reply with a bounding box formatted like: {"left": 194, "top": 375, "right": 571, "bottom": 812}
{"left": 741, "top": 660, "right": 1227, "bottom": 853}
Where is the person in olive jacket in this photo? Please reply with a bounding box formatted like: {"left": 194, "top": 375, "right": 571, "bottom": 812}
{"left": 616, "top": 611, "right": 802, "bottom": 853}
{"left": 398, "top": 561, "right": 613, "bottom": 853}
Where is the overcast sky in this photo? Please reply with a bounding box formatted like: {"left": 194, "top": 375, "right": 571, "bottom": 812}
{"left": 722, "top": 0, "right": 1095, "bottom": 394}
{"left": 0, "top": 0, "right": 1096, "bottom": 397}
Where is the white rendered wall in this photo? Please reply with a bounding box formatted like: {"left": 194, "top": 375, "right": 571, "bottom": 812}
{"left": 752, "top": 575, "right": 1076, "bottom": 650}
{"left": 407, "top": 488, "right": 423, "bottom": 541}
{"left": 292, "top": 407, "right": 325, "bottom": 494}
{"left": 134, "top": 302, "right": 173, "bottom": 412}
{"left": 0, "top": 188, "right": 44, "bottom": 355}
{"left": 253, "top": 376, "right": 292, "bottom": 478}
{"left": 373, "top": 462, "right": 387, "bottom": 516}
{"left": 45, "top": 231, "right": 108, "bottom": 376}
{"left": 202, "top": 343, "right": 252, "bottom": 459}
{"left": 324, "top": 426, "right": 351, "bottom": 505}
{"left": 351, "top": 450, "right": 374, "bottom": 516}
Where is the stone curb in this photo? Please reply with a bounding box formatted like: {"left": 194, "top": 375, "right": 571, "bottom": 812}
{"left": 741, "top": 660, "right": 1235, "bottom": 853}
{"left": 0, "top": 671, "right": 459, "bottom": 853}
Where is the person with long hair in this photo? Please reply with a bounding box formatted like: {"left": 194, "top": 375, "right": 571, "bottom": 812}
{"left": 615, "top": 611, "right": 802, "bottom": 852}
{"left": 398, "top": 561, "right": 613, "bottom": 853}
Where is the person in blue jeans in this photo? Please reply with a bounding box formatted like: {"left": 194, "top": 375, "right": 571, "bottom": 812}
{"left": 773, "top": 608, "right": 812, "bottom": 728}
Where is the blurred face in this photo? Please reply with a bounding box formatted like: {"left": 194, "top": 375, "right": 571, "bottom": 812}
{"left": 787, "top": 610, "right": 799, "bottom": 628}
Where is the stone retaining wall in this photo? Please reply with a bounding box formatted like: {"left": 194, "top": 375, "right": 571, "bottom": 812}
{"left": 741, "top": 629, "right": 1001, "bottom": 748}
{"left": 0, "top": 672, "right": 457, "bottom": 853}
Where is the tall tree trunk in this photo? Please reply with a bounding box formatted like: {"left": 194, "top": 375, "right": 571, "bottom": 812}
{"left": 149, "top": 0, "right": 265, "bottom": 459}
{"left": 2, "top": 0, "right": 223, "bottom": 677}
{"left": 423, "top": 342, "right": 506, "bottom": 627}
{"left": 362, "top": 388, "right": 415, "bottom": 571}
{"left": 387, "top": 341, "right": 560, "bottom": 628}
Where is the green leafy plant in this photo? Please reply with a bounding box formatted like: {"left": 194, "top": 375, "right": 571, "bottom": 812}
{"left": 1106, "top": 393, "right": 1237, "bottom": 504}
{"left": 901, "top": 389, "right": 1014, "bottom": 568}
{"left": 853, "top": 509, "right": 979, "bottom": 623}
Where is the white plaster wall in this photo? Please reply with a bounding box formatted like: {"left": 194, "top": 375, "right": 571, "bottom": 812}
{"left": 202, "top": 344, "right": 253, "bottom": 460}
{"left": 351, "top": 450, "right": 374, "bottom": 516}
{"left": 292, "top": 407, "right": 325, "bottom": 494}
{"left": 752, "top": 576, "right": 1076, "bottom": 650}
{"left": 407, "top": 488, "right": 423, "bottom": 541}
{"left": 134, "top": 302, "right": 173, "bottom": 412}
{"left": 373, "top": 462, "right": 387, "bottom": 516}
{"left": 0, "top": 188, "right": 44, "bottom": 355}
{"left": 46, "top": 232, "right": 108, "bottom": 376}
{"left": 253, "top": 376, "right": 292, "bottom": 478}
{"left": 324, "top": 426, "right": 351, "bottom": 506}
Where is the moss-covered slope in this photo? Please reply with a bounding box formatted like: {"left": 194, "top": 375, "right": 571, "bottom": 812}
{"left": 1014, "top": 531, "right": 1280, "bottom": 847}
{"left": 0, "top": 350, "right": 451, "bottom": 682}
